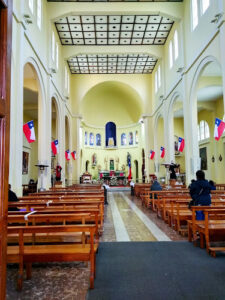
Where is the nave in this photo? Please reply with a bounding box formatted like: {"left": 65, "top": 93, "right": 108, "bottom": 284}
{"left": 6, "top": 191, "right": 184, "bottom": 300}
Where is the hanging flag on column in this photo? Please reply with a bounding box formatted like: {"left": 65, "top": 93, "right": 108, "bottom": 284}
{"left": 23, "top": 120, "right": 36, "bottom": 143}
{"left": 178, "top": 137, "right": 185, "bottom": 152}
{"left": 160, "top": 146, "right": 165, "bottom": 158}
{"left": 128, "top": 157, "right": 132, "bottom": 181}
{"left": 149, "top": 150, "right": 155, "bottom": 160}
{"left": 51, "top": 140, "right": 59, "bottom": 155}
{"left": 214, "top": 118, "right": 225, "bottom": 141}
{"left": 71, "top": 150, "right": 76, "bottom": 160}
{"left": 65, "top": 149, "right": 70, "bottom": 161}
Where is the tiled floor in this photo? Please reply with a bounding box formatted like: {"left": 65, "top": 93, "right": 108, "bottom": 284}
{"left": 6, "top": 191, "right": 186, "bottom": 300}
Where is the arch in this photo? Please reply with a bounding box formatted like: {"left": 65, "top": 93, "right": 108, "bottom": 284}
{"left": 134, "top": 160, "right": 139, "bottom": 183}
{"left": 23, "top": 57, "right": 46, "bottom": 109}
{"left": 189, "top": 55, "right": 221, "bottom": 108}
{"left": 81, "top": 81, "right": 144, "bottom": 126}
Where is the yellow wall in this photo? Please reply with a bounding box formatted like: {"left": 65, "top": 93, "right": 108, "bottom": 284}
{"left": 198, "top": 97, "right": 225, "bottom": 183}
{"left": 174, "top": 117, "right": 185, "bottom": 173}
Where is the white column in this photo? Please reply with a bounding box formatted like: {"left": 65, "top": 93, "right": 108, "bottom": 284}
{"left": 76, "top": 116, "right": 82, "bottom": 183}
{"left": 9, "top": 21, "right": 25, "bottom": 196}
{"left": 143, "top": 116, "right": 150, "bottom": 182}
{"left": 182, "top": 76, "right": 199, "bottom": 184}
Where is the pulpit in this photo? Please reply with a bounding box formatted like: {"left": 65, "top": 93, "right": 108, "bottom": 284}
{"left": 81, "top": 172, "right": 92, "bottom": 183}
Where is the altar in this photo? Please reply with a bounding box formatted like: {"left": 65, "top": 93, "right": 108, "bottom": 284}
{"left": 99, "top": 170, "right": 127, "bottom": 186}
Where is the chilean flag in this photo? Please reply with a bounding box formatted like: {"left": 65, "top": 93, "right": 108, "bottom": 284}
{"left": 214, "top": 118, "right": 225, "bottom": 141}
{"left": 160, "top": 146, "right": 165, "bottom": 158}
{"left": 178, "top": 137, "right": 185, "bottom": 152}
{"left": 51, "top": 140, "right": 59, "bottom": 155}
{"left": 71, "top": 151, "right": 76, "bottom": 160}
{"left": 65, "top": 149, "right": 70, "bottom": 161}
{"left": 23, "top": 120, "right": 35, "bottom": 143}
{"left": 149, "top": 150, "right": 155, "bottom": 160}
{"left": 128, "top": 158, "right": 132, "bottom": 181}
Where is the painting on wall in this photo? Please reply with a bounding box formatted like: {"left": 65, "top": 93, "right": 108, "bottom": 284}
{"left": 22, "top": 151, "right": 29, "bottom": 174}
{"left": 199, "top": 147, "right": 207, "bottom": 170}
{"left": 174, "top": 135, "right": 180, "bottom": 155}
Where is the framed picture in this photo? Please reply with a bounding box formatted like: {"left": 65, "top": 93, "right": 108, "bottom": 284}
{"left": 199, "top": 147, "right": 207, "bottom": 170}
{"left": 22, "top": 151, "right": 29, "bottom": 174}
{"left": 174, "top": 135, "right": 180, "bottom": 155}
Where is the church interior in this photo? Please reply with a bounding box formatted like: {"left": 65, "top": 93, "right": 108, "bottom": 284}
{"left": 2, "top": 0, "right": 225, "bottom": 299}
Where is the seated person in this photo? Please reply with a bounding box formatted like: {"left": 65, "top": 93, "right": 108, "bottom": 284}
{"left": 209, "top": 180, "right": 216, "bottom": 190}
{"left": 8, "top": 184, "right": 19, "bottom": 211}
{"left": 150, "top": 178, "right": 162, "bottom": 199}
{"left": 189, "top": 170, "right": 212, "bottom": 220}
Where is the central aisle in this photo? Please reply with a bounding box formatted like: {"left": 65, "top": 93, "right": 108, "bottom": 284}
{"left": 102, "top": 192, "right": 170, "bottom": 242}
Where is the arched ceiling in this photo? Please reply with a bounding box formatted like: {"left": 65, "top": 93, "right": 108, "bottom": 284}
{"left": 80, "top": 81, "right": 143, "bottom": 126}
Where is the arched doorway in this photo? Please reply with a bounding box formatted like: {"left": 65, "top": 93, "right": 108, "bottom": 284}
{"left": 134, "top": 160, "right": 139, "bottom": 183}
{"left": 190, "top": 59, "right": 224, "bottom": 182}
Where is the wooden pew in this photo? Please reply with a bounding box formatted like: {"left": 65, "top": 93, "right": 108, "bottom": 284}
{"left": 8, "top": 201, "right": 104, "bottom": 232}
{"left": 7, "top": 211, "right": 100, "bottom": 244}
{"left": 7, "top": 224, "right": 97, "bottom": 290}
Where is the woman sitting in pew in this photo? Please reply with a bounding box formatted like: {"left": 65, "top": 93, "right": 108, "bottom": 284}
{"left": 189, "top": 170, "right": 213, "bottom": 220}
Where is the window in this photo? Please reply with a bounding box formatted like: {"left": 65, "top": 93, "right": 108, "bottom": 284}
{"left": 121, "top": 133, "right": 126, "bottom": 146}
{"left": 198, "top": 120, "right": 210, "bottom": 141}
{"left": 96, "top": 134, "right": 101, "bottom": 146}
{"left": 202, "top": 0, "right": 210, "bottom": 14}
{"left": 90, "top": 133, "right": 94, "bottom": 146}
{"left": 37, "top": 0, "right": 42, "bottom": 29}
{"left": 192, "top": 0, "right": 199, "bottom": 30}
{"left": 29, "top": 0, "right": 34, "bottom": 14}
{"left": 174, "top": 30, "right": 179, "bottom": 60}
{"left": 129, "top": 132, "right": 133, "bottom": 145}
{"left": 155, "top": 71, "right": 158, "bottom": 92}
{"left": 56, "top": 43, "right": 59, "bottom": 70}
{"left": 169, "top": 41, "right": 173, "bottom": 68}
{"left": 51, "top": 32, "right": 55, "bottom": 62}
{"left": 158, "top": 65, "right": 161, "bottom": 88}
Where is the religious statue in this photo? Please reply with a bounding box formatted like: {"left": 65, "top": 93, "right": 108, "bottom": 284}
{"left": 104, "top": 157, "right": 108, "bottom": 170}
{"left": 92, "top": 153, "right": 97, "bottom": 166}
{"left": 115, "top": 156, "right": 119, "bottom": 170}
{"left": 55, "top": 163, "right": 62, "bottom": 181}
{"left": 127, "top": 152, "right": 131, "bottom": 166}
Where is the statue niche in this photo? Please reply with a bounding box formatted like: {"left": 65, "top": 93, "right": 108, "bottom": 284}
{"left": 105, "top": 122, "right": 116, "bottom": 147}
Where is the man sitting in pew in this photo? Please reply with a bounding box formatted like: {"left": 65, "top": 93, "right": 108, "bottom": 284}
{"left": 189, "top": 170, "right": 212, "bottom": 220}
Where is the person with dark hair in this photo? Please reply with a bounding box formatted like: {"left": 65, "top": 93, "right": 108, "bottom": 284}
{"left": 189, "top": 170, "right": 212, "bottom": 220}
{"left": 8, "top": 184, "right": 19, "bottom": 211}
{"left": 209, "top": 180, "right": 216, "bottom": 190}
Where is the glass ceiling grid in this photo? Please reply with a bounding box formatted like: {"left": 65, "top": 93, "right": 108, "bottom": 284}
{"left": 49, "top": 0, "right": 182, "bottom": 2}
{"left": 67, "top": 54, "right": 157, "bottom": 74}
{"left": 55, "top": 14, "right": 174, "bottom": 46}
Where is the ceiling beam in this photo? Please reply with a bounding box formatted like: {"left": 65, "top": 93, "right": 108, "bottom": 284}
{"left": 47, "top": 2, "right": 183, "bottom": 22}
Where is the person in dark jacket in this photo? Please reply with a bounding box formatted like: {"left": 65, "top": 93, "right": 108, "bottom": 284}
{"left": 189, "top": 170, "right": 212, "bottom": 220}
{"left": 8, "top": 184, "right": 19, "bottom": 211}
{"left": 209, "top": 180, "right": 216, "bottom": 190}
{"left": 150, "top": 179, "right": 162, "bottom": 191}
